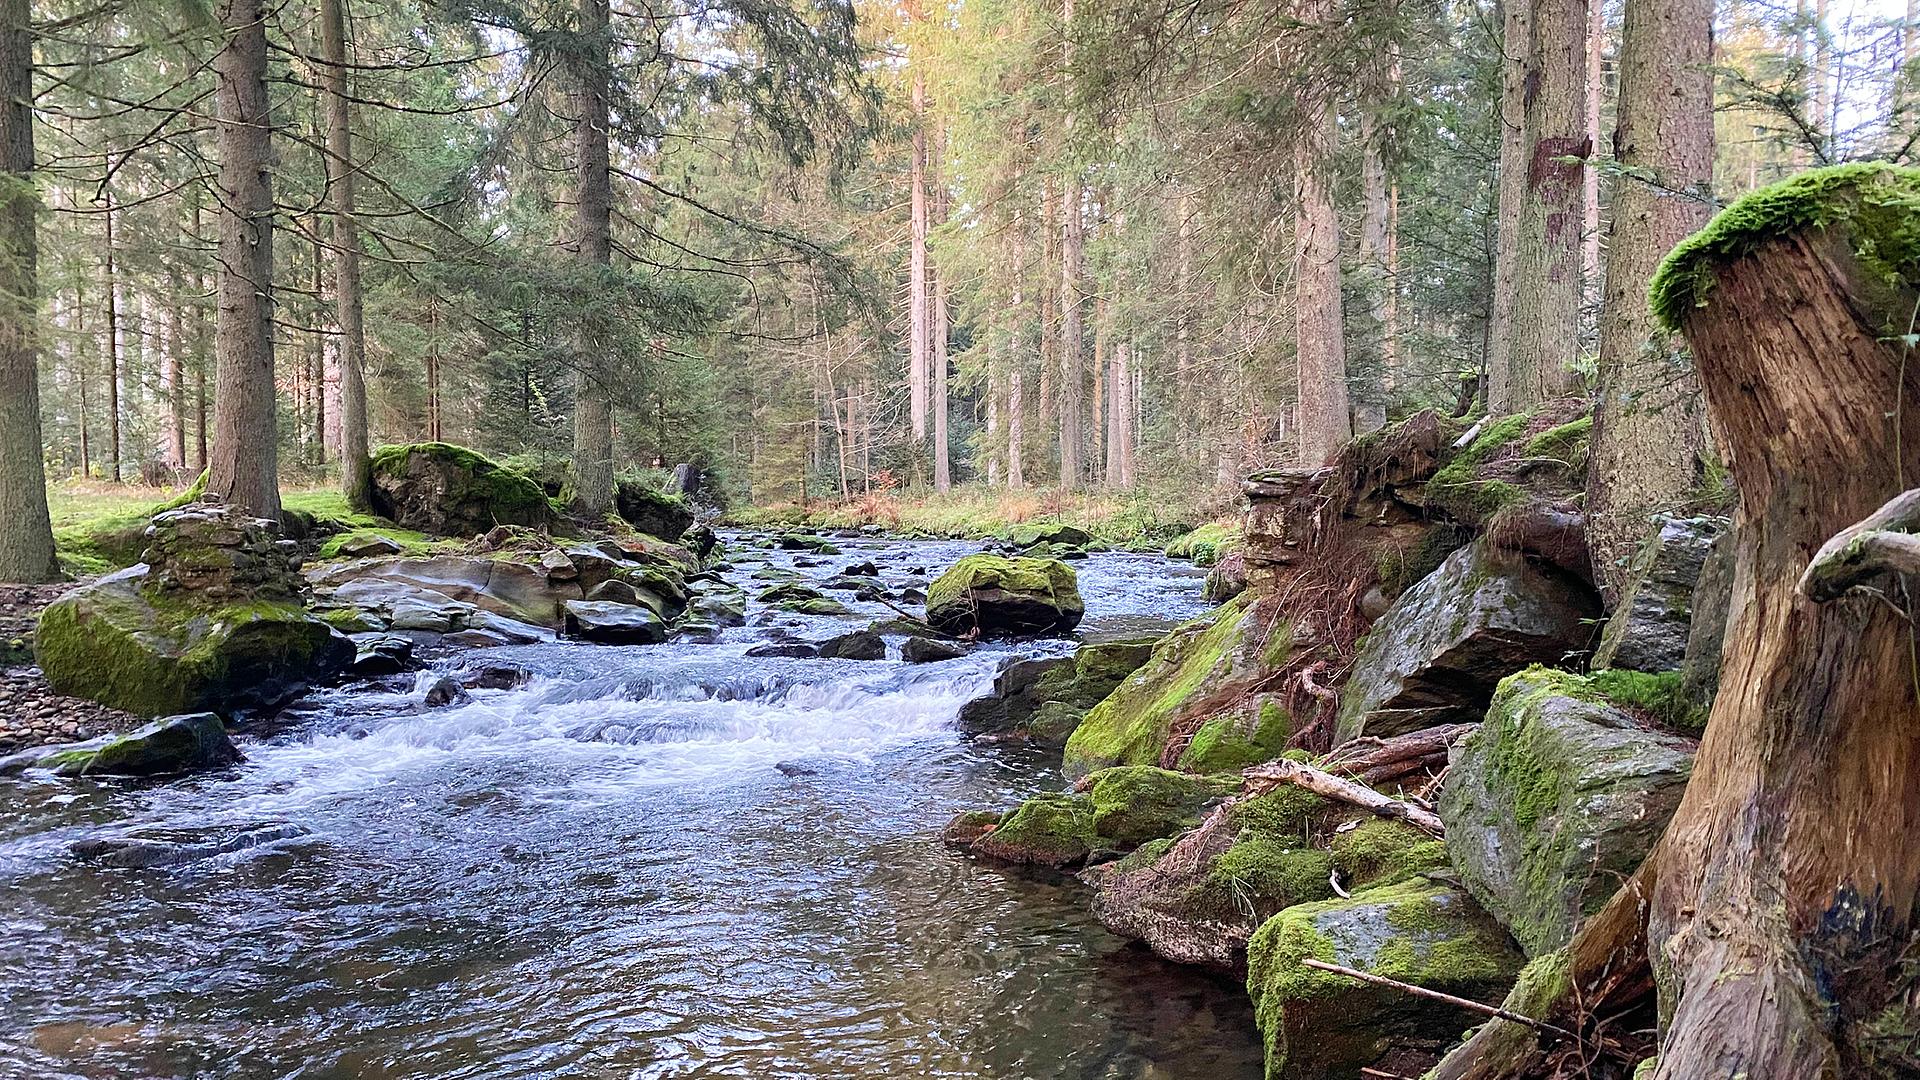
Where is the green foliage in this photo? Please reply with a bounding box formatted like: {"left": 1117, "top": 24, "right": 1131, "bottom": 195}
{"left": 1425, "top": 414, "right": 1531, "bottom": 522}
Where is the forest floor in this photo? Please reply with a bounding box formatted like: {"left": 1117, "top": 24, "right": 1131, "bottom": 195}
{"left": 724, "top": 484, "right": 1235, "bottom": 548}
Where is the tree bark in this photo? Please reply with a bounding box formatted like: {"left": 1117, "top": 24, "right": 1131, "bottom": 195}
{"left": 1487, "top": 0, "right": 1530, "bottom": 413}
{"left": 1009, "top": 213, "right": 1027, "bottom": 491}
{"left": 208, "top": 0, "right": 282, "bottom": 519}
{"left": 1585, "top": 0, "right": 1712, "bottom": 601}
{"left": 322, "top": 0, "right": 371, "bottom": 509}
{"left": 569, "top": 0, "right": 614, "bottom": 518}
{"left": 0, "top": 0, "right": 58, "bottom": 582}
{"left": 931, "top": 114, "right": 951, "bottom": 492}
{"left": 1293, "top": 53, "right": 1353, "bottom": 467}
{"left": 908, "top": 70, "right": 930, "bottom": 445}
{"left": 1505, "top": 0, "right": 1588, "bottom": 411}
{"left": 1057, "top": 0, "right": 1084, "bottom": 490}
{"left": 102, "top": 187, "right": 122, "bottom": 483}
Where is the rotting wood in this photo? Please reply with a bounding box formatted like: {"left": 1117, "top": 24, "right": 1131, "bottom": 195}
{"left": 1243, "top": 757, "right": 1445, "bottom": 833}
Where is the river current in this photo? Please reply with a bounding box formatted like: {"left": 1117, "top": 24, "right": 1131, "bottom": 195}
{"left": 0, "top": 536, "right": 1266, "bottom": 1080}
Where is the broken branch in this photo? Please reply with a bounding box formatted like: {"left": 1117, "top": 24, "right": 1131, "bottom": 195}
{"left": 1243, "top": 757, "right": 1446, "bottom": 834}
{"left": 1301, "top": 959, "right": 1580, "bottom": 1040}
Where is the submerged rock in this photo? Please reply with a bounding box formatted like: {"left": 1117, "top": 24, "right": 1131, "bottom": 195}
{"left": 926, "top": 555, "right": 1084, "bottom": 638}
{"left": 349, "top": 634, "right": 415, "bottom": 677}
{"left": 746, "top": 642, "right": 819, "bottom": 659}
{"left": 39, "top": 713, "right": 241, "bottom": 778}
{"left": 1591, "top": 515, "right": 1728, "bottom": 673}
{"left": 72, "top": 822, "right": 310, "bottom": 869}
{"left": 1246, "top": 876, "right": 1525, "bottom": 1079}
{"left": 817, "top": 630, "right": 885, "bottom": 660}
{"left": 901, "top": 636, "right": 967, "bottom": 663}
{"left": 1334, "top": 541, "right": 1597, "bottom": 745}
{"left": 1439, "top": 668, "right": 1695, "bottom": 955}
{"left": 369, "top": 442, "right": 552, "bottom": 536}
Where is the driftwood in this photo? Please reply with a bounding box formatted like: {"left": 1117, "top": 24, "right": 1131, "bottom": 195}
{"left": 1243, "top": 757, "right": 1446, "bottom": 834}
{"left": 1798, "top": 486, "right": 1920, "bottom": 602}
{"left": 1301, "top": 960, "right": 1580, "bottom": 1040}
{"left": 1322, "top": 724, "right": 1474, "bottom": 786}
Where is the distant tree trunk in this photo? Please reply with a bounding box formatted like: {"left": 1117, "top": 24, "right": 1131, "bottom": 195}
{"left": 322, "top": 0, "right": 370, "bottom": 506}
{"left": 931, "top": 117, "right": 951, "bottom": 492}
{"left": 1582, "top": 0, "right": 1604, "bottom": 309}
{"left": 208, "top": 0, "right": 282, "bottom": 519}
{"left": 191, "top": 194, "right": 209, "bottom": 473}
{"left": 1586, "top": 0, "right": 1712, "bottom": 600}
{"left": 1092, "top": 292, "right": 1108, "bottom": 483}
{"left": 0, "top": 0, "right": 58, "bottom": 582}
{"left": 1294, "top": 48, "right": 1353, "bottom": 467}
{"left": 985, "top": 354, "right": 1001, "bottom": 486}
{"left": 569, "top": 0, "right": 614, "bottom": 518}
{"left": 1356, "top": 13, "right": 1397, "bottom": 434}
{"left": 1107, "top": 342, "right": 1134, "bottom": 488}
{"left": 1057, "top": 0, "right": 1084, "bottom": 490}
{"left": 908, "top": 70, "right": 930, "bottom": 446}
{"left": 1038, "top": 181, "right": 1056, "bottom": 437}
{"left": 103, "top": 187, "right": 121, "bottom": 483}
{"left": 1487, "top": 0, "right": 1530, "bottom": 412}
{"left": 1506, "top": 0, "right": 1589, "bottom": 410}
{"left": 1009, "top": 215, "right": 1027, "bottom": 491}
{"left": 163, "top": 257, "right": 187, "bottom": 472}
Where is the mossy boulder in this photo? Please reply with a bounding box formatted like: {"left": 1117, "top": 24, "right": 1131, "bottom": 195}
{"left": 1424, "top": 949, "right": 1573, "bottom": 1080}
{"left": 1245, "top": 876, "right": 1525, "bottom": 1079}
{"left": 925, "top": 555, "right": 1084, "bottom": 638}
{"left": 1166, "top": 522, "right": 1239, "bottom": 566}
{"left": 562, "top": 600, "right": 668, "bottom": 644}
{"left": 957, "top": 638, "right": 1156, "bottom": 744}
{"left": 1330, "top": 819, "right": 1450, "bottom": 889}
{"left": 1177, "top": 698, "right": 1294, "bottom": 772}
{"left": 1063, "top": 596, "right": 1278, "bottom": 778}
{"left": 40, "top": 713, "right": 241, "bottom": 778}
{"left": 1438, "top": 668, "right": 1695, "bottom": 956}
{"left": 369, "top": 442, "right": 552, "bottom": 537}
{"left": 967, "top": 767, "right": 1235, "bottom": 869}
{"left": 1087, "top": 788, "right": 1342, "bottom": 967}
{"left": 614, "top": 479, "right": 694, "bottom": 542}
{"left": 1334, "top": 541, "right": 1598, "bottom": 745}
{"left": 1008, "top": 522, "right": 1094, "bottom": 550}
{"left": 36, "top": 569, "right": 350, "bottom": 719}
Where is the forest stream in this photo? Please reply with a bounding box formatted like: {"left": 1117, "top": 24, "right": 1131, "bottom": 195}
{"left": 0, "top": 535, "right": 1265, "bottom": 1080}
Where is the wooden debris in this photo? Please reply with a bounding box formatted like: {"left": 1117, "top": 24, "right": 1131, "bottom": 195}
{"left": 1301, "top": 959, "right": 1579, "bottom": 1040}
{"left": 1243, "top": 756, "right": 1446, "bottom": 834}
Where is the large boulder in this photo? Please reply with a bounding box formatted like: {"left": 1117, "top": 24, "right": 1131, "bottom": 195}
{"left": 563, "top": 600, "right": 668, "bottom": 644}
{"left": 925, "top": 555, "right": 1084, "bottom": 638}
{"left": 1591, "top": 515, "right": 1728, "bottom": 672}
{"left": 1334, "top": 541, "right": 1598, "bottom": 744}
{"left": 1439, "top": 668, "right": 1695, "bottom": 956}
{"left": 1062, "top": 596, "right": 1278, "bottom": 779}
{"left": 369, "top": 442, "right": 552, "bottom": 537}
{"left": 1678, "top": 526, "right": 1735, "bottom": 720}
{"left": 311, "top": 548, "right": 686, "bottom": 630}
{"left": 614, "top": 479, "right": 694, "bottom": 542}
{"left": 957, "top": 638, "right": 1156, "bottom": 744}
{"left": 39, "top": 713, "right": 241, "bottom": 778}
{"left": 1008, "top": 522, "right": 1094, "bottom": 550}
{"left": 1246, "top": 877, "right": 1525, "bottom": 1079}
{"left": 37, "top": 507, "right": 349, "bottom": 718}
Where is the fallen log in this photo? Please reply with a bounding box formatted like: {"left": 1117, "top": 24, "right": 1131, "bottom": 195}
{"left": 1323, "top": 723, "right": 1475, "bottom": 776}
{"left": 1243, "top": 757, "right": 1446, "bottom": 834}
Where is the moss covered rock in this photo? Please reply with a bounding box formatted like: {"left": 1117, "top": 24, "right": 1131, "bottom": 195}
{"left": 1438, "top": 668, "right": 1695, "bottom": 955}
{"left": 1008, "top": 522, "right": 1094, "bottom": 549}
{"left": 40, "top": 712, "right": 241, "bottom": 778}
{"left": 1334, "top": 540, "right": 1597, "bottom": 745}
{"left": 1246, "top": 876, "right": 1525, "bottom": 1079}
{"left": 1086, "top": 766, "right": 1240, "bottom": 847}
{"left": 614, "top": 479, "right": 694, "bottom": 542}
{"left": 1178, "top": 699, "right": 1294, "bottom": 773}
{"left": 1165, "top": 522, "right": 1240, "bottom": 566}
{"left": 957, "top": 638, "right": 1157, "bottom": 744}
{"left": 369, "top": 442, "right": 552, "bottom": 537}
{"left": 36, "top": 569, "right": 350, "bottom": 719}
{"left": 925, "top": 555, "right": 1084, "bottom": 638}
{"left": 969, "top": 794, "right": 1098, "bottom": 868}
{"left": 1063, "top": 596, "right": 1277, "bottom": 778}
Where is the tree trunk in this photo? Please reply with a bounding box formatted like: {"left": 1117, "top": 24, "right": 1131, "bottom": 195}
{"left": 321, "top": 0, "right": 371, "bottom": 506}
{"left": 164, "top": 257, "right": 187, "bottom": 472}
{"left": 1639, "top": 170, "right": 1920, "bottom": 1079}
{"left": 0, "top": 0, "right": 58, "bottom": 582}
{"left": 1506, "top": 0, "right": 1589, "bottom": 411}
{"left": 1057, "top": 0, "right": 1084, "bottom": 490}
{"left": 931, "top": 115, "right": 951, "bottom": 492}
{"left": 1009, "top": 217, "right": 1027, "bottom": 491}
{"left": 103, "top": 187, "right": 121, "bottom": 483}
{"left": 1487, "top": 0, "right": 1530, "bottom": 412}
{"left": 208, "top": 0, "right": 282, "bottom": 519}
{"left": 1294, "top": 61, "right": 1353, "bottom": 467}
{"left": 908, "top": 71, "right": 930, "bottom": 446}
{"left": 1585, "top": 0, "right": 1712, "bottom": 601}
{"left": 1356, "top": 15, "right": 1397, "bottom": 434}
{"left": 570, "top": 0, "right": 614, "bottom": 518}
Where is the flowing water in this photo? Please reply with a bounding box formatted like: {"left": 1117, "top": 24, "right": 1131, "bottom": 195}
{"left": 0, "top": 536, "right": 1266, "bottom": 1080}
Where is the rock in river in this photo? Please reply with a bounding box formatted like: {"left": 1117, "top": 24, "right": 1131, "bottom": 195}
{"left": 925, "top": 555, "right": 1084, "bottom": 638}
{"left": 563, "top": 600, "right": 668, "bottom": 645}
{"left": 28, "top": 713, "right": 242, "bottom": 778}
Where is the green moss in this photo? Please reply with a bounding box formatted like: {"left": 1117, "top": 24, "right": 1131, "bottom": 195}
{"left": 313, "top": 528, "right": 443, "bottom": 560}
{"left": 369, "top": 442, "right": 551, "bottom": 525}
{"left": 1165, "top": 522, "right": 1240, "bottom": 566}
{"left": 1332, "top": 819, "right": 1451, "bottom": 890}
{"left": 1521, "top": 414, "right": 1592, "bottom": 471}
{"left": 976, "top": 793, "right": 1099, "bottom": 866}
{"left": 1229, "top": 785, "right": 1335, "bottom": 839}
{"left": 319, "top": 607, "right": 382, "bottom": 633}
{"left": 925, "top": 554, "right": 1083, "bottom": 627}
{"left": 1188, "top": 839, "right": 1335, "bottom": 923}
{"left": 1376, "top": 525, "right": 1474, "bottom": 597}
{"left": 1587, "top": 668, "right": 1703, "bottom": 729}
{"left": 1649, "top": 163, "right": 1920, "bottom": 330}
{"left": 1085, "top": 765, "right": 1240, "bottom": 846}
{"left": 1178, "top": 700, "right": 1294, "bottom": 772}
{"left": 1425, "top": 414, "right": 1532, "bottom": 522}
{"left": 1062, "top": 596, "right": 1258, "bottom": 777}
{"left": 780, "top": 597, "right": 852, "bottom": 617}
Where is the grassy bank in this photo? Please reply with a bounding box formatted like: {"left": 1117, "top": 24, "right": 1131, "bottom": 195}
{"left": 724, "top": 485, "right": 1234, "bottom": 549}
{"left": 48, "top": 480, "right": 387, "bottom": 576}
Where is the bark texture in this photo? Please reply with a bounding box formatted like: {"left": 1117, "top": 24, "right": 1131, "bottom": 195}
{"left": 321, "top": 0, "right": 372, "bottom": 511}
{"left": 1643, "top": 171, "right": 1920, "bottom": 1079}
{"left": 1487, "top": 0, "right": 1530, "bottom": 412}
{"left": 908, "top": 71, "right": 930, "bottom": 444}
{"left": 208, "top": 0, "right": 282, "bottom": 519}
{"left": 1586, "top": 0, "right": 1713, "bottom": 600}
{"left": 569, "top": 0, "right": 614, "bottom": 517}
{"left": 0, "top": 0, "right": 58, "bottom": 582}
{"left": 1057, "top": 0, "right": 1084, "bottom": 489}
{"left": 1293, "top": 65, "right": 1353, "bottom": 467}
{"left": 1504, "top": 0, "right": 1588, "bottom": 411}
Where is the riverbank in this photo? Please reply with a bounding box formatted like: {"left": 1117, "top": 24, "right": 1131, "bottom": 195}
{"left": 725, "top": 484, "right": 1234, "bottom": 549}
